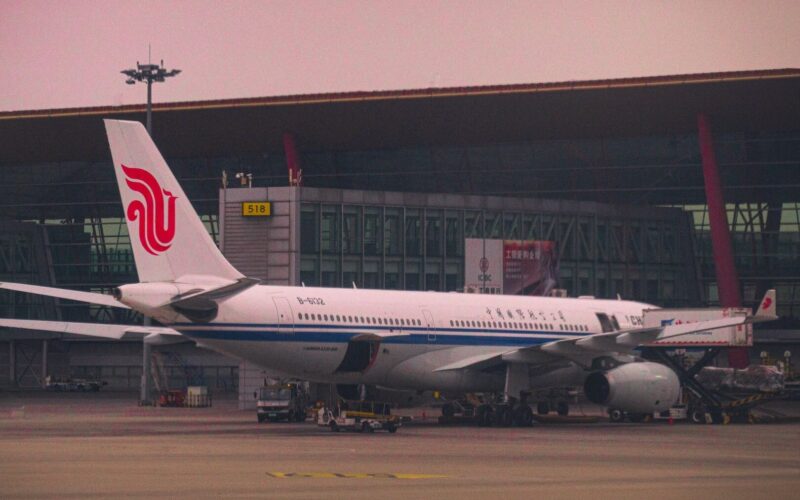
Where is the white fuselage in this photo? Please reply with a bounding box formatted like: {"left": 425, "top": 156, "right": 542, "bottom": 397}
{"left": 171, "top": 285, "right": 651, "bottom": 393}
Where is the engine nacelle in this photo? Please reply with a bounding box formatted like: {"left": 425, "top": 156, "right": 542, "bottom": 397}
{"left": 584, "top": 362, "right": 680, "bottom": 413}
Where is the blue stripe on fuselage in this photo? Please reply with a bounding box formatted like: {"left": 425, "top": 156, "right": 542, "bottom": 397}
{"left": 173, "top": 322, "right": 588, "bottom": 338}
{"left": 177, "top": 326, "right": 575, "bottom": 346}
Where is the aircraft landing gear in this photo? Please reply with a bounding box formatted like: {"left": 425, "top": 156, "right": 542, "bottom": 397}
{"left": 475, "top": 402, "right": 533, "bottom": 427}
{"left": 536, "top": 401, "right": 549, "bottom": 415}
{"left": 476, "top": 404, "right": 493, "bottom": 427}
{"left": 513, "top": 404, "right": 534, "bottom": 426}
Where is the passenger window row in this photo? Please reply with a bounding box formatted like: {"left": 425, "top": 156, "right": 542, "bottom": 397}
{"left": 448, "top": 319, "right": 590, "bottom": 332}
{"left": 297, "top": 312, "right": 422, "bottom": 327}
{"left": 449, "top": 319, "right": 555, "bottom": 330}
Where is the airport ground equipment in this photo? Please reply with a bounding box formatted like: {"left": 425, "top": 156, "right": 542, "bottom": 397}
{"left": 45, "top": 376, "right": 105, "bottom": 392}
{"left": 318, "top": 400, "right": 401, "bottom": 433}
{"left": 640, "top": 348, "right": 794, "bottom": 424}
{"left": 257, "top": 383, "right": 309, "bottom": 423}
{"left": 439, "top": 396, "right": 480, "bottom": 424}
{"left": 601, "top": 304, "right": 788, "bottom": 424}
{"left": 186, "top": 386, "right": 212, "bottom": 407}
{"left": 158, "top": 389, "right": 186, "bottom": 407}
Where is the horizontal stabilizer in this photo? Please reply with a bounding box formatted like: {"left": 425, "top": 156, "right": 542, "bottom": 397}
{"left": 0, "top": 318, "right": 180, "bottom": 340}
{"left": 168, "top": 277, "right": 260, "bottom": 307}
{"left": 0, "top": 282, "right": 128, "bottom": 309}
{"left": 165, "top": 277, "right": 260, "bottom": 322}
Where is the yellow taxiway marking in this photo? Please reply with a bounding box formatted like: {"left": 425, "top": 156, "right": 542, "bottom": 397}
{"left": 266, "top": 472, "right": 448, "bottom": 479}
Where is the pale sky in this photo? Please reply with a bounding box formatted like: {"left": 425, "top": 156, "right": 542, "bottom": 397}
{"left": 1, "top": 0, "right": 798, "bottom": 112}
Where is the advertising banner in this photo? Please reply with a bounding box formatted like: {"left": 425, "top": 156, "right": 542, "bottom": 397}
{"left": 465, "top": 239, "right": 558, "bottom": 295}
{"left": 502, "top": 240, "right": 558, "bottom": 296}
{"left": 464, "top": 238, "right": 504, "bottom": 294}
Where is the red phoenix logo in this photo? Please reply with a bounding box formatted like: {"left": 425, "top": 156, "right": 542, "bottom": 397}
{"left": 762, "top": 297, "right": 773, "bottom": 310}
{"left": 122, "top": 165, "right": 178, "bottom": 256}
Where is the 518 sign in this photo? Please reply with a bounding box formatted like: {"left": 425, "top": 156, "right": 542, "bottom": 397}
{"left": 241, "top": 202, "right": 271, "bottom": 217}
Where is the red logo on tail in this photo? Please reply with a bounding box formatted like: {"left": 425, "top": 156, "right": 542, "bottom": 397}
{"left": 122, "top": 165, "right": 178, "bottom": 256}
{"left": 762, "top": 297, "right": 773, "bottom": 310}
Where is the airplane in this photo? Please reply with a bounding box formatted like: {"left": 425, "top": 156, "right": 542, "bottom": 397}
{"left": 0, "top": 119, "right": 779, "bottom": 426}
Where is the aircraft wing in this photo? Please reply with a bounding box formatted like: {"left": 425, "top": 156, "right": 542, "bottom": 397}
{"left": 433, "top": 316, "right": 750, "bottom": 372}
{"left": 0, "top": 318, "right": 180, "bottom": 340}
{"left": 0, "top": 282, "right": 128, "bottom": 309}
{"left": 436, "top": 290, "right": 777, "bottom": 371}
{"left": 557, "top": 288, "right": 777, "bottom": 356}
{"left": 434, "top": 351, "right": 514, "bottom": 372}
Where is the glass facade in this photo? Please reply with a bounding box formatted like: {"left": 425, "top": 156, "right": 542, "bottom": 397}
{"left": 298, "top": 201, "right": 695, "bottom": 307}
{"left": 679, "top": 203, "right": 800, "bottom": 322}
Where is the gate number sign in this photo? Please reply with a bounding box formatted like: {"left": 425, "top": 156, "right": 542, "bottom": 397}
{"left": 242, "top": 202, "right": 271, "bottom": 217}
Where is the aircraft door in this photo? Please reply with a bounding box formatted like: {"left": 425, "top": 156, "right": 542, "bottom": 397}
{"left": 422, "top": 309, "right": 436, "bottom": 342}
{"left": 595, "top": 313, "right": 615, "bottom": 333}
{"left": 272, "top": 297, "right": 295, "bottom": 334}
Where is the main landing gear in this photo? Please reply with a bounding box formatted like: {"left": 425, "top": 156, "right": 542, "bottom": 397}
{"left": 475, "top": 401, "right": 534, "bottom": 427}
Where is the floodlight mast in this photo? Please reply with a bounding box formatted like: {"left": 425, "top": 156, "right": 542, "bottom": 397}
{"left": 120, "top": 60, "right": 181, "bottom": 136}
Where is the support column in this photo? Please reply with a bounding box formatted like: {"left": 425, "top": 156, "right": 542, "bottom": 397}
{"left": 697, "top": 113, "right": 748, "bottom": 368}
{"left": 8, "top": 340, "right": 14, "bottom": 385}
{"left": 140, "top": 341, "right": 153, "bottom": 405}
{"left": 282, "top": 132, "right": 303, "bottom": 186}
{"left": 41, "top": 339, "right": 48, "bottom": 387}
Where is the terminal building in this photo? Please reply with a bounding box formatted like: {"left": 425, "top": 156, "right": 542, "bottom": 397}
{"left": 1, "top": 69, "right": 798, "bottom": 406}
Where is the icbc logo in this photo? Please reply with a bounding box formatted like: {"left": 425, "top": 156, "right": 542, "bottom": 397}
{"left": 122, "top": 165, "right": 178, "bottom": 255}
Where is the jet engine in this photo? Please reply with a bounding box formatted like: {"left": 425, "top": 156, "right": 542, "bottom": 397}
{"left": 584, "top": 362, "right": 680, "bottom": 414}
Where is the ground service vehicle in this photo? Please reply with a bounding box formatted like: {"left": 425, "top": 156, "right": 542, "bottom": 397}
{"left": 318, "top": 401, "right": 400, "bottom": 433}
{"left": 257, "top": 383, "right": 309, "bottom": 423}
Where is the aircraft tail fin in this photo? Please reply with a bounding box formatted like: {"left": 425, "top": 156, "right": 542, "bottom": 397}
{"left": 754, "top": 289, "right": 777, "bottom": 321}
{"left": 104, "top": 119, "right": 242, "bottom": 283}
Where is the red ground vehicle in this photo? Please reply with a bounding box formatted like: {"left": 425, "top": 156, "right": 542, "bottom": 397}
{"left": 158, "top": 390, "right": 186, "bottom": 407}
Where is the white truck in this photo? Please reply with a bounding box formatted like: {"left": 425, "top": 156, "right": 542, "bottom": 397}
{"left": 643, "top": 307, "right": 753, "bottom": 347}
{"left": 256, "top": 383, "right": 309, "bottom": 423}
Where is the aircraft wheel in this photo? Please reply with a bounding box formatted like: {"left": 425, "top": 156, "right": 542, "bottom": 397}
{"left": 514, "top": 405, "right": 533, "bottom": 427}
{"left": 556, "top": 401, "right": 569, "bottom": 416}
{"left": 536, "top": 401, "right": 549, "bottom": 415}
{"left": 495, "top": 406, "right": 513, "bottom": 427}
{"left": 608, "top": 409, "right": 625, "bottom": 423}
{"left": 476, "top": 405, "right": 493, "bottom": 427}
{"left": 689, "top": 407, "right": 706, "bottom": 424}
{"left": 441, "top": 403, "right": 455, "bottom": 418}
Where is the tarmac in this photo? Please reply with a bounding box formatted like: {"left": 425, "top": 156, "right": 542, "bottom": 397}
{"left": 1, "top": 392, "right": 799, "bottom": 499}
